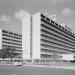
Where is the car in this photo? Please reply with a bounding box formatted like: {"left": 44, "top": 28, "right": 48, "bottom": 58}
{"left": 13, "top": 62, "right": 22, "bottom": 66}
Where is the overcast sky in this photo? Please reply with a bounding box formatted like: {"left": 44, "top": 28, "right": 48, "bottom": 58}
{"left": 0, "top": 0, "right": 75, "bottom": 33}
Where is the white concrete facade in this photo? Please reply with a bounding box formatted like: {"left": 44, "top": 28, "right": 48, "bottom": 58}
{"left": 22, "top": 13, "right": 31, "bottom": 59}
{"left": 32, "top": 12, "right": 41, "bottom": 59}
{"left": 22, "top": 12, "right": 41, "bottom": 59}
{"left": 0, "top": 29, "right": 2, "bottom": 49}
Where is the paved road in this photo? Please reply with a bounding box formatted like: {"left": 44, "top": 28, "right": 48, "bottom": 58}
{"left": 0, "top": 65, "right": 75, "bottom": 75}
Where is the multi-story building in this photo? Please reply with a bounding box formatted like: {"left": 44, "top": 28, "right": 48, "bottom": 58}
{"left": 0, "top": 29, "right": 22, "bottom": 58}
{"left": 22, "top": 12, "right": 75, "bottom": 60}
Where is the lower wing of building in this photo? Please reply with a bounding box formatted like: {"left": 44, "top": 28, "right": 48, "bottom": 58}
{"left": 0, "top": 29, "right": 22, "bottom": 58}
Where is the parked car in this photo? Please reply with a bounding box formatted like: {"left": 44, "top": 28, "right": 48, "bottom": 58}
{"left": 13, "top": 62, "right": 22, "bottom": 66}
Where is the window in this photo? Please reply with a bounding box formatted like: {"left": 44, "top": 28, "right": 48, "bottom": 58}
{"left": 46, "top": 17, "right": 50, "bottom": 21}
{"left": 55, "top": 23, "right": 58, "bottom": 26}
{"left": 51, "top": 20, "right": 54, "bottom": 24}
{"left": 2, "top": 30, "right": 8, "bottom": 33}
{"left": 62, "top": 27, "right": 64, "bottom": 30}
{"left": 14, "top": 33, "right": 18, "bottom": 36}
{"left": 9, "top": 32, "right": 13, "bottom": 35}
{"left": 41, "top": 14, "right": 45, "bottom": 19}
{"left": 19, "top": 35, "right": 22, "bottom": 37}
{"left": 59, "top": 25, "right": 61, "bottom": 28}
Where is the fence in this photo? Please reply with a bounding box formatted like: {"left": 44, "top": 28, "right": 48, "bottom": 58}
{"left": 0, "top": 58, "right": 71, "bottom": 65}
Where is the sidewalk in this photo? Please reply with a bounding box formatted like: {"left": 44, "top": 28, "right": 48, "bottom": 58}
{"left": 0, "top": 62, "right": 75, "bottom": 70}
{"left": 23, "top": 64, "right": 75, "bottom": 70}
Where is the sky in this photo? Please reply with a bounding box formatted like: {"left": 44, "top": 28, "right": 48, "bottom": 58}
{"left": 0, "top": 0, "right": 75, "bottom": 34}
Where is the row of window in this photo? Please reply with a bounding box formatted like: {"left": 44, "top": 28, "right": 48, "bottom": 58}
{"left": 2, "top": 37, "right": 22, "bottom": 43}
{"left": 2, "top": 41, "right": 22, "bottom": 46}
{"left": 2, "top": 30, "right": 22, "bottom": 37}
{"left": 41, "top": 49, "right": 67, "bottom": 55}
{"left": 41, "top": 42, "right": 72, "bottom": 53}
{"left": 41, "top": 22, "right": 75, "bottom": 44}
{"left": 2, "top": 47, "right": 22, "bottom": 53}
{"left": 41, "top": 39, "right": 75, "bottom": 52}
{"left": 41, "top": 14, "right": 75, "bottom": 37}
{"left": 41, "top": 49, "right": 73, "bottom": 56}
{"left": 41, "top": 38, "right": 75, "bottom": 50}
{"left": 41, "top": 54, "right": 53, "bottom": 58}
{"left": 41, "top": 44, "right": 74, "bottom": 53}
{"left": 41, "top": 34, "right": 75, "bottom": 49}
{"left": 49, "top": 23, "right": 75, "bottom": 42}
{"left": 2, "top": 45, "right": 22, "bottom": 49}
{"left": 41, "top": 32, "right": 75, "bottom": 49}
{"left": 41, "top": 22, "right": 75, "bottom": 42}
{"left": 41, "top": 28, "right": 75, "bottom": 48}
{"left": 41, "top": 54, "right": 61, "bottom": 59}
{"left": 41, "top": 17, "right": 75, "bottom": 40}
{"left": 41, "top": 24, "right": 75, "bottom": 46}
{"left": 2, "top": 33, "right": 22, "bottom": 40}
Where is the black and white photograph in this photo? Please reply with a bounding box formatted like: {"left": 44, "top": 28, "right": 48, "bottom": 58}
{"left": 0, "top": 0, "right": 75, "bottom": 75}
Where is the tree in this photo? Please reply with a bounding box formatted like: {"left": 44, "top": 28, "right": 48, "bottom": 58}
{"left": 0, "top": 47, "right": 18, "bottom": 60}
{"left": 0, "top": 49, "right": 7, "bottom": 60}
